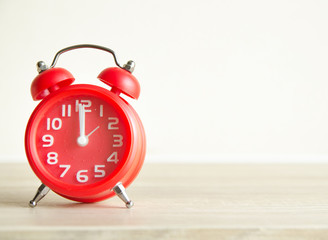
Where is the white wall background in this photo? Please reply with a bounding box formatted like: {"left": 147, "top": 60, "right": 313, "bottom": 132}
{"left": 1, "top": 0, "right": 328, "bottom": 163}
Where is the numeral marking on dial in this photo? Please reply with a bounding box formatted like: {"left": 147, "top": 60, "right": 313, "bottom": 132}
{"left": 94, "top": 165, "right": 105, "bottom": 178}
{"left": 59, "top": 165, "right": 71, "bottom": 177}
{"left": 76, "top": 170, "right": 88, "bottom": 183}
{"left": 100, "top": 105, "right": 103, "bottom": 117}
{"left": 42, "top": 134, "right": 54, "bottom": 147}
{"left": 62, "top": 104, "right": 72, "bottom": 117}
{"left": 47, "top": 152, "right": 58, "bottom": 165}
{"left": 75, "top": 100, "right": 92, "bottom": 112}
{"left": 108, "top": 117, "right": 119, "bottom": 130}
{"left": 113, "top": 135, "right": 123, "bottom": 147}
{"left": 107, "top": 152, "right": 119, "bottom": 164}
{"left": 47, "top": 118, "right": 62, "bottom": 130}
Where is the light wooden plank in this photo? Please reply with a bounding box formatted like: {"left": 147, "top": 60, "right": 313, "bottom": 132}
{"left": 0, "top": 163, "right": 328, "bottom": 239}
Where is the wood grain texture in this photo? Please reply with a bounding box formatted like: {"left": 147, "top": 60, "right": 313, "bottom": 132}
{"left": 0, "top": 163, "right": 328, "bottom": 239}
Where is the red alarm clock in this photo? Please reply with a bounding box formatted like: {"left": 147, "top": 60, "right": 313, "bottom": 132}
{"left": 25, "top": 44, "right": 146, "bottom": 208}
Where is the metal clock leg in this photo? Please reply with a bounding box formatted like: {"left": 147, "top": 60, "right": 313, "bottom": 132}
{"left": 112, "top": 182, "right": 134, "bottom": 208}
{"left": 29, "top": 183, "right": 50, "bottom": 208}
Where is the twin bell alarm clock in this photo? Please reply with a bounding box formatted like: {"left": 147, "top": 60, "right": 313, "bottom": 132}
{"left": 25, "top": 44, "right": 146, "bottom": 208}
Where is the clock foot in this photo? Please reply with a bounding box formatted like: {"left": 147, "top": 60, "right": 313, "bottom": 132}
{"left": 29, "top": 183, "right": 50, "bottom": 208}
{"left": 112, "top": 182, "right": 134, "bottom": 208}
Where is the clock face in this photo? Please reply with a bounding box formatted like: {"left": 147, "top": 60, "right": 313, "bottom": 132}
{"left": 27, "top": 86, "right": 132, "bottom": 188}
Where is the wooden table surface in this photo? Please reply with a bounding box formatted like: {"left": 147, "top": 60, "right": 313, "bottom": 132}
{"left": 0, "top": 163, "right": 328, "bottom": 240}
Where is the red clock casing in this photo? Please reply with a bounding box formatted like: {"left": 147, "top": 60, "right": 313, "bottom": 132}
{"left": 25, "top": 84, "right": 146, "bottom": 203}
